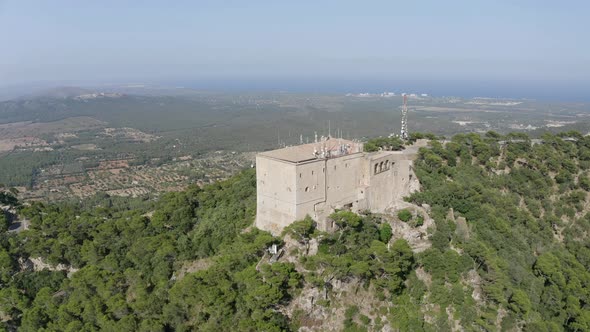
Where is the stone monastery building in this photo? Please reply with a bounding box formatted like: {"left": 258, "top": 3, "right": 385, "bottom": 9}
{"left": 255, "top": 136, "right": 421, "bottom": 235}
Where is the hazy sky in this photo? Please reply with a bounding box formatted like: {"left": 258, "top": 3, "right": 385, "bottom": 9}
{"left": 1, "top": 0, "right": 589, "bottom": 86}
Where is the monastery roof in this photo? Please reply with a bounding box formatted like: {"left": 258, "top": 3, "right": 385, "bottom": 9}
{"left": 259, "top": 138, "right": 362, "bottom": 163}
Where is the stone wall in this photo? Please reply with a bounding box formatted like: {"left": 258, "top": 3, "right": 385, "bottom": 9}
{"left": 256, "top": 146, "right": 421, "bottom": 235}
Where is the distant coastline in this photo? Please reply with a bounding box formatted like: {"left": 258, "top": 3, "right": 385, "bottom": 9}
{"left": 165, "top": 78, "right": 590, "bottom": 102}
{"left": 2, "top": 78, "right": 588, "bottom": 102}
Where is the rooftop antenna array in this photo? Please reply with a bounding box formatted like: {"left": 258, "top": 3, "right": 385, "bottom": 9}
{"left": 400, "top": 95, "right": 409, "bottom": 140}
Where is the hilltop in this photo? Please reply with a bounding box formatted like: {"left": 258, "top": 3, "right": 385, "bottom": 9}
{"left": 1, "top": 130, "right": 589, "bottom": 331}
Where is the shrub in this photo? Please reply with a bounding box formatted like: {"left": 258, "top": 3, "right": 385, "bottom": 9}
{"left": 414, "top": 214, "right": 424, "bottom": 227}
{"left": 379, "top": 223, "right": 393, "bottom": 243}
{"left": 397, "top": 209, "right": 413, "bottom": 222}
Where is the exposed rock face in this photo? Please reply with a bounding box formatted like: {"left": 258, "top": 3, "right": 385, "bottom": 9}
{"left": 285, "top": 279, "right": 388, "bottom": 332}
{"left": 415, "top": 266, "right": 432, "bottom": 288}
{"left": 455, "top": 216, "right": 470, "bottom": 241}
{"left": 18, "top": 257, "right": 34, "bottom": 272}
{"left": 26, "top": 257, "right": 79, "bottom": 277}
{"left": 465, "top": 269, "right": 484, "bottom": 303}
{"left": 385, "top": 202, "right": 435, "bottom": 253}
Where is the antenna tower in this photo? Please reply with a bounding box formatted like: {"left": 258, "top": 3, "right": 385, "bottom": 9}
{"left": 400, "top": 95, "right": 409, "bottom": 140}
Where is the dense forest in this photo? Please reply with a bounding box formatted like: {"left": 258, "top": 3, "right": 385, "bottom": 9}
{"left": 406, "top": 131, "right": 590, "bottom": 331}
{"left": 1, "top": 131, "right": 590, "bottom": 331}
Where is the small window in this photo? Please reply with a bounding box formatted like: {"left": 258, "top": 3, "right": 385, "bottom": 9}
{"left": 299, "top": 173, "right": 302, "bottom": 178}
{"left": 322, "top": 168, "right": 325, "bottom": 173}
{"left": 305, "top": 187, "right": 309, "bottom": 192}
{"left": 312, "top": 170, "right": 314, "bottom": 175}
{"left": 374, "top": 163, "right": 378, "bottom": 174}
{"left": 334, "top": 165, "right": 337, "bottom": 170}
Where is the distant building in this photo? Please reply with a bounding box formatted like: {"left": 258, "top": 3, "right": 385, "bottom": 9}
{"left": 255, "top": 137, "right": 421, "bottom": 235}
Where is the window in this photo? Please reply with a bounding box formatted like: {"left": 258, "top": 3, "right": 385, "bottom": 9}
{"left": 312, "top": 170, "right": 314, "bottom": 175}
{"left": 299, "top": 173, "right": 302, "bottom": 178}
{"left": 375, "top": 160, "right": 391, "bottom": 174}
{"left": 305, "top": 187, "right": 309, "bottom": 192}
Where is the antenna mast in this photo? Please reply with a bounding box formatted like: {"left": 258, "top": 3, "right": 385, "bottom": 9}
{"left": 400, "top": 95, "right": 409, "bottom": 140}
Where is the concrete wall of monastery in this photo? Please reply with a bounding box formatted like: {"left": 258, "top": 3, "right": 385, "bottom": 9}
{"left": 365, "top": 153, "right": 395, "bottom": 212}
{"left": 255, "top": 147, "right": 420, "bottom": 235}
{"left": 391, "top": 161, "right": 420, "bottom": 204}
{"left": 324, "top": 154, "right": 365, "bottom": 210}
{"left": 255, "top": 156, "right": 297, "bottom": 235}
{"left": 294, "top": 160, "right": 327, "bottom": 220}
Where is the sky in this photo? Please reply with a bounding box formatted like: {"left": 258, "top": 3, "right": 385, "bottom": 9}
{"left": 1, "top": 1, "right": 589, "bottom": 96}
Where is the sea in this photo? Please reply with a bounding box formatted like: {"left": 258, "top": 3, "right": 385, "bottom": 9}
{"left": 167, "top": 78, "right": 590, "bottom": 102}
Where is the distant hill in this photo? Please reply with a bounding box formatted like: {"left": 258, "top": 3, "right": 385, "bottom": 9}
{"left": 26, "top": 86, "right": 95, "bottom": 99}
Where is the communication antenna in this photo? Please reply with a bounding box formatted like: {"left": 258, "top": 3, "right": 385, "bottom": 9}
{"left": 400, "top": 95, "right": 409, "bottom": 140}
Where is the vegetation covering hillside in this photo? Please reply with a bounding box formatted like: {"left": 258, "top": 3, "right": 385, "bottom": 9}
{"left": 1, "top": 131, "right": 590, "bottom": 331}
{"left": 408, "top": 131, "right": 590, "bottom": 331}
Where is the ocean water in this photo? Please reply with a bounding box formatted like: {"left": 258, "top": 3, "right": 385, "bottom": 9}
{"left": 167, "top": 78, "right": 590, "bottom": 102}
